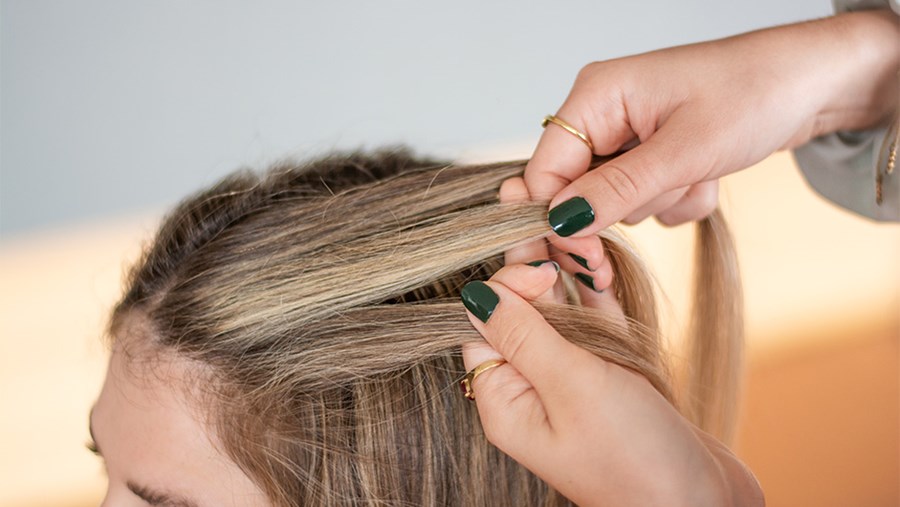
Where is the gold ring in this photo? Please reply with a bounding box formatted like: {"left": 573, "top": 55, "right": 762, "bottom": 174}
{"left": 460, "top": 359, "right": 507, "bottom": 401}
{"left": 542, "top": 114, "right": 594, "bottom": 152}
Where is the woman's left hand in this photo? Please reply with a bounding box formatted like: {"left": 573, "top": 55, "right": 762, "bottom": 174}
{"left": 458, "top": 177, "right": 763, "bottom": 507}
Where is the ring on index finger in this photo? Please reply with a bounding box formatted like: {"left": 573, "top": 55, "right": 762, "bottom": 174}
{"left": 542, "top": 114, "right": 594, "bottom": 152}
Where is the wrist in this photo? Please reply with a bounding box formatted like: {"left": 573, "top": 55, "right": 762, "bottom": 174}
{"left": 813, "top": 10, "right": 900, "bottom": 136}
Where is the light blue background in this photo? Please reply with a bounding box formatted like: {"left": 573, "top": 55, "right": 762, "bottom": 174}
{"left": 0, "top": 0, "right": 831, "bottom": 238}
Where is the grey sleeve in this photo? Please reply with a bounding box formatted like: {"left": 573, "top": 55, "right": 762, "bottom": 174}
{"left": 791, "top": 0, "right": 899, "bottom": 222}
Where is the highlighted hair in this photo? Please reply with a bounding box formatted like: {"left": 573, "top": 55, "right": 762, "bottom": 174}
{"left": 110, "top": 147, "right": 742, "bottom": 506}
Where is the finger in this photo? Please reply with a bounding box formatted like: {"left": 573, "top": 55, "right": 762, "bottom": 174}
{"left": 459, "top": 337, "right": 550, "bottom": 463}
{"left": 622, "top": 187, "right": 688, "bottom": 225}
{"left": 460, "top": 262, "right": 562, "bottom": 378}
{"left": 543, "top": 244, "right": 572, "bottom": 304}
{"left": 460, "top": 332, "right": 543, "bottom": 457}
{"left": 499, "top": 177, "right": 561, "bottom": 304}
{"left": 460, "top": 261, "right": 567, "bottom": 443}
{"left": 546, "top": 117, "right": 706, "bottom": 237}
{"left": 460, "top": 264, "right": 600, "bottom": 417}
{"left": 556, "top": 250, "right": 614, "bottom": 293}
{"left": 543, "top": 227, "right": 614, "bottom": 295}
{"left": 544, "top": 233, "right": 607, "bottom": 278}
{"left": 568, "top": 256, "right": 627, "bottom": 324}
{"left": 524, "top": 112, "right": 593, "bottom": 201}
{"left": 499, "top": 177, "right": 551, "bottom": 265}
{"left": 461, "top": 262, "right": 562, "bottom": 370}
{"left": 524, "top": 97, "right": 634, "bottom": 201}
{"left": 655, "top": 180, "right": 719, "bottom": 226}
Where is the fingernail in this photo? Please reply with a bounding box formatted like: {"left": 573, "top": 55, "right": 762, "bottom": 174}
{"left": 567, "top": 253, "right": 593, "bottom": 271}
{"left": 461, "top": 281, "right": 500, "bottom": 324}
{"left": 574, "top": 272, "right": 603, "bottom": 293}
{"left": 526, "top": 259, "right": 560, "bottom": 272}
{"left": 548, "top": 197, "right": 595, "bottom": 237}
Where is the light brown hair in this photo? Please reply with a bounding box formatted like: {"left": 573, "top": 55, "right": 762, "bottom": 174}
{"left": 109, "top": 147, "right": 742, "bottom": 506}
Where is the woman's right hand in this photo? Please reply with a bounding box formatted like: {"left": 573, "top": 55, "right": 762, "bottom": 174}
{"left": 525, "top": 9, "right": 899, "bottom": 272}
{"left": 458, "top": 178, "right": 764, "bottom": 507}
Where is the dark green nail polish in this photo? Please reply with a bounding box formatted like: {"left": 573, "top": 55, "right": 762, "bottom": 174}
{"left": 527, "top": 259, "right": 560, "bottom": 272}
{"left": 574, "top": 272, "right": 601, "bottom": 292}
{"left": 568, "top": 253, "right": 592, "bottom": 271}
{"left": 461, "top": 281, "right": 500, "bottom": 324}
{"left": 548, "top": 197, "right": 595, "bottom": 237}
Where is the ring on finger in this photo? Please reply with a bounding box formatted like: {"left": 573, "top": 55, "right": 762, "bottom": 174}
{"left": 541, "top": 114, "right": 594, "bottom": 152}
{"left": 460, "top": 359, "right": 507, "bottom": 401}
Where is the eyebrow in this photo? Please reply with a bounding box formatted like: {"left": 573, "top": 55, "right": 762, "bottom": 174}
{"left": 88, "top": 408, "right": 202, "bottom": 507}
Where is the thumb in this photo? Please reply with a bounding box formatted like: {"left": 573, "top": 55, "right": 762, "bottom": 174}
{"left": 460, "top": 264, "right": 600, "bottom": 419}
{"left": 547, "top": 122, "right": 706, "bottom": 237}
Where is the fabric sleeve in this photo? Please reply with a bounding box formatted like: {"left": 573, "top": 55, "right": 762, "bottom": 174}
{"left": 791, "top": 0, "right": 899, "bottom": 222}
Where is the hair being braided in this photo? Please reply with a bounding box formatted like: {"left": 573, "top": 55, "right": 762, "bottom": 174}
{"left": 109, "top": 146, "right": 742, "bottom": 506}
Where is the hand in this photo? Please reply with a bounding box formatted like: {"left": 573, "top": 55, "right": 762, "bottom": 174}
{"left": 525, "top": 10, "right": 900, "bottom": 270}
{"left": 458, "top": 179, "right": 763, "bottom": 506}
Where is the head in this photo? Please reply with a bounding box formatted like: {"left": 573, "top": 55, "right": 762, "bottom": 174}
{"left": 89, "top": 147, "right": 742, "bottom": 506}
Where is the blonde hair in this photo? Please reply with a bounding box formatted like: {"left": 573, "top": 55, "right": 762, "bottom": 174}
{"left": 109, "top": 147, "right": 742, "bottom": 506}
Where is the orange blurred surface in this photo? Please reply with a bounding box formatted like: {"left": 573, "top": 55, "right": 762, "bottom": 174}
{"left": 737, "top": 324, "right": 899, "bottom": 507}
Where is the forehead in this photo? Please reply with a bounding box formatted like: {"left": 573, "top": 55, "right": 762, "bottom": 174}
{"left": 94, "top": 343, "right": 208, "bottom": 459}
{"left": 92, "top": 341, "right": 267, "bottom": 505}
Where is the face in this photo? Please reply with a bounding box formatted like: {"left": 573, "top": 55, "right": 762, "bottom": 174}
{"left": 89, "top": 342, "right": 270, "bottom": 507}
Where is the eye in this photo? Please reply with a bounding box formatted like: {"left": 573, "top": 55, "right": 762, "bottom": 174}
{"left": 86, "top": 439, "right": 100, "bottom": 456}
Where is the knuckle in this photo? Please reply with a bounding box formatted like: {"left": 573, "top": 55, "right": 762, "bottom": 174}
{"left": 696, "top": 184, "right": 719, "bottom": 215}
{"left": 591, "top": 164, "right": 645, "bottom": 206}
{"left": 515, "top": 273, "right": 552, "bottom": 298}
{"left": 582, "top": 239, "right": 606, "bottom": 263}
{"left": 491, "top": 310, "right": 535, "bottom": 365}
{"left": 656, "top": 185, "right": 719, "bottom": 225}
{"left": 655, "top": 211, "right": 681, "bottom": 227}
{"left": 499, "top": 176, "right": 527, "bottom": 196}
{"left": 621, "top": 215, "right": 641, "bottom": 226}
{"left": 575, "top": 61, "right": 601, "bottom": 83}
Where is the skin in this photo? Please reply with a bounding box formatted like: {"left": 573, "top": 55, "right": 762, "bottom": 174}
{"left": 461, "top": 179, "right": 763, "bottom": 506}
{"left": 460, "top": 11, "right": 898, "bottom": 504}
{"left": 89, "top": 340, "right": 269, "bottom": 507}
{"left": 526, "top": 10, "right": 900, "bottom": 271}
{"left": 87, "top": 192, "right": 754, "bottom": 507}
{"left": 86, "top": 14, "right": 896, "bottom": 502}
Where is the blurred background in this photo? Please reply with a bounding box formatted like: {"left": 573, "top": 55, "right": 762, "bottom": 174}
{"left": 1, "top": 1, "right": 897, "bottom": 506}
